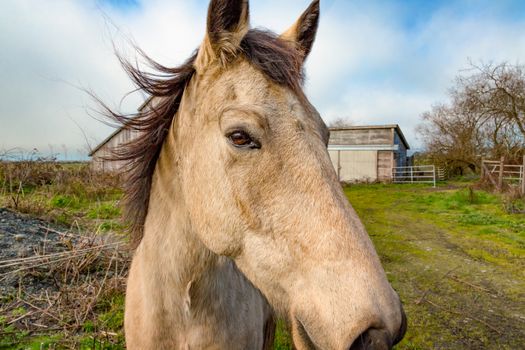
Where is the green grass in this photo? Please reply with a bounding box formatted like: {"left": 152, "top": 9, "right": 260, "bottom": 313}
{"left": 0, "top": 161, "right": 124, "bottom": 234}
{"left": 342, "top": 183, "right": 525, "bottom": 349}
{"left": 1, "top": 176, "right": 524, "bottom": 349}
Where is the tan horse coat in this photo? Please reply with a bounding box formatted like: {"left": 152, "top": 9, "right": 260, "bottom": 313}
{"left": 120, "top": 1, "right": 406, "bottom": 349}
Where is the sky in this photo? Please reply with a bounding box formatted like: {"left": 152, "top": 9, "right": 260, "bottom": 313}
{"left": 1, "top": 0, "right": 525, "bottom": 159}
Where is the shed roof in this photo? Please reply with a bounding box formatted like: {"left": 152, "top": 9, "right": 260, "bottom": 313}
{"left": 328, "top": 124, "right": 410, "bottom": 150}
{"left": 88, "top": 127, "right": 124, "bottom": 157}
{"left": 88, "top": 98, "right": 153, "bottom": 157}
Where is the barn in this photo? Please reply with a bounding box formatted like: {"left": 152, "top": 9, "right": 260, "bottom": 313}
{"left": 90, "top": 114, "right": 410, "bottom": 182}
{"left": 328, "top": 125, "right": 410, "bottom": 182}
{"left": 88, "top": 100, "right": 150, "bottom": 172}
{"left": 88, "top": 127, "right": 140, "bottom": 172}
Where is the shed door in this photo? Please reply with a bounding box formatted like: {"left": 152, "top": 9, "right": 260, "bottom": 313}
{"left": 338, "top": 150, "right": 377, "bottom": 182}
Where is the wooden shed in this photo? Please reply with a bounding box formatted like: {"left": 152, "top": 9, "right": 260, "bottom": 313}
{"left": 88, "top": 126, "right": 140, "bottom": 172}
{"left": 89, "top": 100, "right": 153, "bottom": 172}
{"left": 328, "top": 125, "right": 410, "bottom": 182}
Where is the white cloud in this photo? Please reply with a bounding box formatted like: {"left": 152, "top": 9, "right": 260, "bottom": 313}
{"left": 0, "top": 0, "right": 204, "bottom": 158}
{"left": 309, "top": 1, "right": 525, "bottom": 150}
{"left": 1, "top": 0, "right": 525, "bottom": 157}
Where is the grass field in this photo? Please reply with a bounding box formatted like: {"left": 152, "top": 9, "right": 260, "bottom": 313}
{"left": 1, "top": 162, "right": 524, "bottom": 349}
{"left": 346, "top": 183, "right": 525, "bottom": 349}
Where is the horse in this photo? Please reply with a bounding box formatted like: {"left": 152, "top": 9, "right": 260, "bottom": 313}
{"left": 107, "top": 0, "right": 407, "bottom": 348}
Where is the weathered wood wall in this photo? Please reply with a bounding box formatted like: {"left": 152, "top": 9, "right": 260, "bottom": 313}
{"left": 90, "top": 128, "right": 140, "bottom": 172}
{"left": 329, "top": 128, "right": 392, "bottom": 145}
{"left": 377, "top": 151, "right": 394, "bottom": 181}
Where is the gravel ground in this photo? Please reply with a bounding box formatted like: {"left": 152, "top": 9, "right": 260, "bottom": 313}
{"left": 0, "top": 208, "right": 73, "bottom": 297}
{"left": 0, "top": 208, "right": 70, "bottom": 258}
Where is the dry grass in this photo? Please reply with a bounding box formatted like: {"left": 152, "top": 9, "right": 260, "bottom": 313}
{"left": 0, "top": 160, "right": 129, "bottom": 348}
{"left": 0, "top": 160, "right": 123, "bottom": 232}
{"left": 0, "top": 225, "right": 130, "bottom": 348}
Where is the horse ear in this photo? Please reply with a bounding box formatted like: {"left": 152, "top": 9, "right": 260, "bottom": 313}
{"left": 196, "top": 0, "right": 250, "bottom": 71}
{"left": 280, "top": 0, "right": 320, "bottom": 62}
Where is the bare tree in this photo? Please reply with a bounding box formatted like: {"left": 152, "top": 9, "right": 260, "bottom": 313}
{"left": 328, "top": 117, "right": 354, "bottom": 128}
{"left": 418, "top": 61, "right": 525, "bottom": 174}
{"left": 458, "top": 62, "right": 525, "bottom": 138}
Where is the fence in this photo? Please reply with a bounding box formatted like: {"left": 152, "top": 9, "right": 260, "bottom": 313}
{"left": 392, "top": 165, "right": 436, "bottom": 187}
{"left": 481, "top": 156, "right": 525, "bottom": 194}
{"left": 437, "top": 166, "right": 447, "bottom": 181}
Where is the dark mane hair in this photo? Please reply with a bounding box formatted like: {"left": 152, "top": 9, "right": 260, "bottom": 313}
{"left": 103, "top": 29, "right": 304, "bottom": 246}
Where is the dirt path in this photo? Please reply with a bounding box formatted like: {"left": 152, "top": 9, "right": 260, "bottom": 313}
{"left": 389, "top": 215, "right": 525, "bottom": 349}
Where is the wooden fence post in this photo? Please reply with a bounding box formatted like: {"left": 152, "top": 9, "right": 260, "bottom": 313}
{"left": 498, "top": 156, "right": 504, "bottom": 191}
{"left": 480, "top": 159, "right": 484, "bottom": 181}
{"left": 522, "top": 155, "right": 525, "bottom": 196}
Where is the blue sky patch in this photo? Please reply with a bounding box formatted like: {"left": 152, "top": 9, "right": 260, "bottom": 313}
{"left": 99, "top": 0, "right": 140, "bottom": 11}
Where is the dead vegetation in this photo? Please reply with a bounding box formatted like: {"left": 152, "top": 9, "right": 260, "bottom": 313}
{"left": 418, "top": 61, "right": 525, "bottom": 175}
{"left": 0, "top": 215, "right": 130, "bottom": 348}
{"left": 0, "top": 159, "right": 122, "bottom": 232}
{"left": 0, "top": 159, "right": 129, "bottom": 348}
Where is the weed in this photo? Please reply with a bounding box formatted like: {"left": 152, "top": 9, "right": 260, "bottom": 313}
{"left": 0, "top": 161, "right": 123, "bottom": 233}
{"left": 97, "top": 294, "right": 125, "bottom": 332}
{"left": 458, "top": 212, "right": 499, "bottom": 225}
{"left": 274, "top": 320, "right": 293, "bottom": 350}
{"left": 50, "top": 194, "right": 79, "bottom": 209}
{"left": 87, "top": 203, "right": 120, "bottom": 220}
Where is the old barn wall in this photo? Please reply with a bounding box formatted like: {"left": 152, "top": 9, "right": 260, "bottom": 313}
{"left": 377, "top": 151, "right": 394, "bottom": 181}
{"left": 329, "top": 128, "right": 392, "bottom": 146}
{"left": 90, "top": 128, "right": 140, "bottom": 172}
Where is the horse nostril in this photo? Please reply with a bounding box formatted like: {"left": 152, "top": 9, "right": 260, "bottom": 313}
{"left": 349, "top": 328, "right": 391, "bottom": 350}
{"left": 393, "top": 307, "right": 408, "bottom": 345}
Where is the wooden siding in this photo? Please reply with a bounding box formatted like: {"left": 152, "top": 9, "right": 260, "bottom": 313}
{"left": 329, "top": 128, "right": 392, "bottom": 146}
{"left": 328, "top": 150, "right": 340, "bottom": 179}
{"left": 377, "top": 151, "right": 393, "bottom": 181}
{"left": 90, "top": 128, "right": 141, "bottom": 172}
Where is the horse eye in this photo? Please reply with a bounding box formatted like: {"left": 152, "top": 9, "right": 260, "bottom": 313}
{"left": 228, "top": 131, "right": 259, "bottom": 149}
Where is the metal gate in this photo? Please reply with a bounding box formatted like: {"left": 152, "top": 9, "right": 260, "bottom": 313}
{"left": 392, "top": 165, "right": 436, "bottom": 187}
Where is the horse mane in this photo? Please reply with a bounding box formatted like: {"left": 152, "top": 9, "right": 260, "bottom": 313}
{"left": 103, "top": 29, "right": 304, "bottom": 246}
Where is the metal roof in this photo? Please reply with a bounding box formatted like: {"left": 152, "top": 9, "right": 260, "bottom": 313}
{"left": 88, "top": 126, "right": 125, "bottom": 157}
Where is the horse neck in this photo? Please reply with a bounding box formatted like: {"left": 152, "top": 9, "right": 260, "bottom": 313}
{"left": 140, "top": 128, "right": 266, "bottom": 326}
{"left": 141, "top": 134, "right": 218, "bottom": 294}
